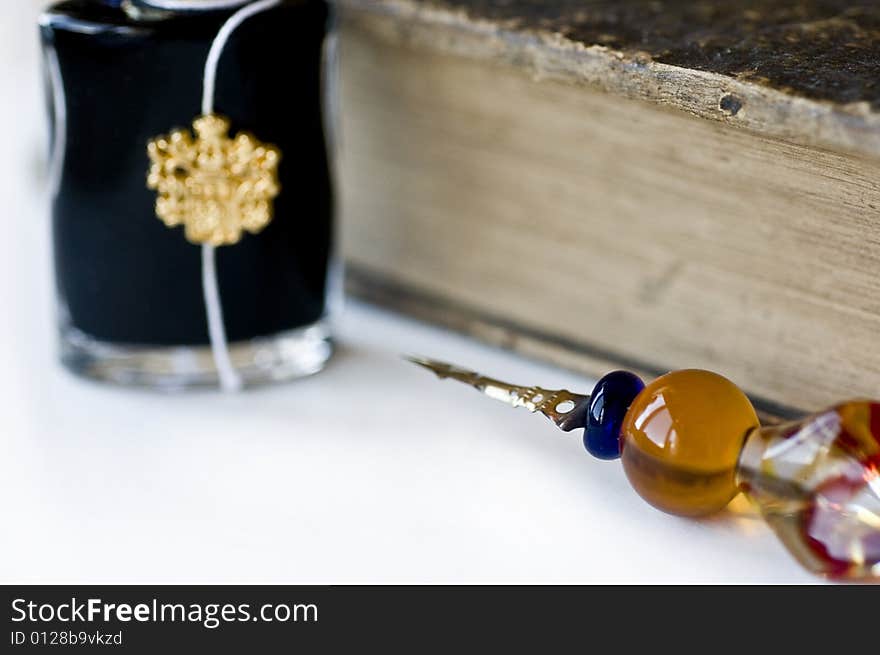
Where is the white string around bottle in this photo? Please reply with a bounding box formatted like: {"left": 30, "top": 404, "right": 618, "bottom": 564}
{"left": 200, "top": 0, "right": 282, "bottom": 392}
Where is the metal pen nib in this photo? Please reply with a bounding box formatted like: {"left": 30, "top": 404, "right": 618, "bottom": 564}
{"left": 406, "top": 356, "right": 590, "bottom": 432}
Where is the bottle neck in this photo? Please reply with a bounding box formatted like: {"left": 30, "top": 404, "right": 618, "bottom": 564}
{"left": 126, "top": 0, "right": 253, "bottom": 11}
{"left": 112, "top": 0, "right": 259, "bottom": 23}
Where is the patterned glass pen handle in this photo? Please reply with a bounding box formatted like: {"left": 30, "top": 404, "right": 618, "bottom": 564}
{"left": 408, "top": 357, "right": 880, "bottom": 580}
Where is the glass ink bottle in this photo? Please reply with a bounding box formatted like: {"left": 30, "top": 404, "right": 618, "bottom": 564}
{"left": 39, "top": 0, "right": 337, "bottom": 390}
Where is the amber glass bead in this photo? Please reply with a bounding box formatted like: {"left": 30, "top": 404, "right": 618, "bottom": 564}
{"left": 620, "top": 369, "right": 759, "bottom": 517}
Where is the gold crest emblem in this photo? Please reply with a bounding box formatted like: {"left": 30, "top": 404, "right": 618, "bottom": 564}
{"left": 147, "top": 114, "right": 281, "bottom": 246}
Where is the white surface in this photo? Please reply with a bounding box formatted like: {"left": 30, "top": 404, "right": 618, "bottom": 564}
{"left": 0, "top": 2, "right": 815, "bottom": 584}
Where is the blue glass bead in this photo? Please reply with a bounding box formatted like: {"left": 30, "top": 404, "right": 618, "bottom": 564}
{"left": 584, "top": 371, "right": 645, "bottom": 460}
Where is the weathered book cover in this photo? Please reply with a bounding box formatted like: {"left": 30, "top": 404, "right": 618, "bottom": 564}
{"left": 337, "top": 0, "right": 880, "bottom": 414}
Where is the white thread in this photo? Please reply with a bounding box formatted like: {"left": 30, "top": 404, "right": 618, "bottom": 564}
{"left": 45, "top": 45, "right": 67, "bottom": 200}
{"left": 201, "top": 244, "right": 242, "bottom": 391}
{"left": 200, "top": 0, "right": 281, "bottom": 391}
{"left": 202, "top": 0, "right": 281, "bottom": 116}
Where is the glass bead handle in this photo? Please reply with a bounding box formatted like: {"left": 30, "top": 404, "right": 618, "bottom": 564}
{"left": 735, "top": 403, "right": 880, "bottom": 579}
{"left": 409, "top": 357, "right": 880, "bottom": 579}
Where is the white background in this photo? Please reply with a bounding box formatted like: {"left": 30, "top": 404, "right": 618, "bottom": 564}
{"left": 0, "top": 1, "right": 814, "bottom": 583}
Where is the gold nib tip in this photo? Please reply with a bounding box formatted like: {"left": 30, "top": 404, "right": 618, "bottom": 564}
{"left": 403, "top": 355, "right": 453, "bottom": 377}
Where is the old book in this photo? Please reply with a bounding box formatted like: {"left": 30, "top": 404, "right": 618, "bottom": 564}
{"left": 336, "top": 0, "right": 880, "bottom": 415}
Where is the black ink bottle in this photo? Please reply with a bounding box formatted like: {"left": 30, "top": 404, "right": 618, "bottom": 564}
{"left": 40, "top": 0, "right": 337, "bottom": 390}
